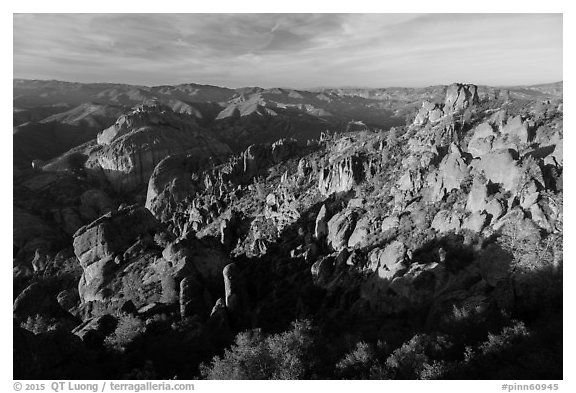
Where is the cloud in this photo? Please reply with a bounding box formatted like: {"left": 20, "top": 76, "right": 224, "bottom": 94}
{"left": 13, "top": 13, "right": 562, "bottom": 87}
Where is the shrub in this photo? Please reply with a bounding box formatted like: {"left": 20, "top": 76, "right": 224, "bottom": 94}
{"left": 384, "top": 334, "right": 453, "bottom": 379}
{"left": 104, "top": 313, "right": 146, "bottom": 351}
{"left": 336, "top": 341, "right": 376, "bottom": 379}
{"left": 20, "top": 314, "right": 58, "bottom": 335}
{"left": 200, "top": 320, "right": 318, "bottom": 379}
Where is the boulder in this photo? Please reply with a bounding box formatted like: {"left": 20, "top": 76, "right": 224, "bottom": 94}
{"left": 462, "top": 212, "right": 488, "bottom": 233}
{"left": 348, "top": 216, "right": 371, "bottom": 248}
{"left": 73, "top": 205, "right": 160, "bottom": 269}
{"left": 431, "top": 210, "right": 463, "bottom": 233}
{"left": 368, "top": 240, "right": 407, "bottom": 280}
{"left": 501, "top": 116, "right": 529, "bottom": 144}
{"left": 314, "top": 204, "right": 329, "bottom": 239}
{"left": 486, "top": 198, "right": 505, "bottom": 221}
{"left": 473, "top": 149, "right": 522, "bottom": 192}
{"left": 530, "top": 204, "right": 552, "bottom": 232}
{"left": 327, "top": 210, "right": 357, "bottom": 251}
{"left": 381, "top": 215, "right": 400, "bottom": 232}
{"left": 72, "top": 314, "right": 117, "bottom": 347}
{"left": 428, "top": 143, "right": 469, "bottom": 201}
{"left": 467, "top": 122, "right": 496, "bottom": 158}
{"left": 465, "top": 177, "right": 489, "bottom": 213}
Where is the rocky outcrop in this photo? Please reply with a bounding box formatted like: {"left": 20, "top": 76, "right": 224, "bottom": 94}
{"left": 85, "top": 104, "right": 232, "bottom": 194}
{"left": 146, "top": 139, "right": 307, "bottom": 225}
{"left": 426, "top": 143, "right": 469, "bottom": 201}
{"left": 73, "top": 205, "right": 160, "bottom": 270}
{"left": 264, "top": 185, "right": 300, "bottom": 231}
{"left": 327, "top": 210, "right": 358, "bottom": 251}
{"left": 443, "top": 83, "right": 479, "bottom": 114}
{"left": 347, "top": 216, "right": 371, "bottom": 248}
{"left": 467, "top": 122, "right": 497, "bottom": 158}
{"left": 413, "top": 101, "right": 444, "bottom": 126}
{"left": 72, "top": 314, "right": 117, "bottom": 347}
{"left": 431, "top": 210, "right": 463, "bottom": 234}
{"left": 462, "top": 211, "right": 489, "bottom": 233}
{"left": 314, "top": 204, "right": 329, "bottom": 239}
{"left": 367, "top": 240, "right": 407, "bottom": 280}
{"left": 466, "top": 177, "right": 489, "bottom": 213}
{"left": 500, "top": 115, "right": 530, "bottom": 144}
{"left": 318, "top": 155, "right": 363, "bottom": 196}
{"left": 473, "top": 149, "right": 522, "bottom": 192}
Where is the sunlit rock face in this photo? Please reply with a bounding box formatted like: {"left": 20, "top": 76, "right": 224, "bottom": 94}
{"left": 443, "top": 83, "right": 479, "bottom": 114}
{"left": 86, "top": 104, "right": 232, "bottom": 194}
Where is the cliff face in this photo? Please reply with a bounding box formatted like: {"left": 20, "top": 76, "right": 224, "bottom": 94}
{"left": 84, "top": 104, "right": 232, "bottom": 194}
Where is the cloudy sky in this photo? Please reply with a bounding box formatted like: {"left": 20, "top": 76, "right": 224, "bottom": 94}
{"left": 13, "top": 13, "right": 562, "bottom": 88}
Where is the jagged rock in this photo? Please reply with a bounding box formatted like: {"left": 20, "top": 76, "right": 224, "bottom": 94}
{"left": 219, "top": 211, "right": 239, "bottom": 249}
{"left": 530, "top": 203, "right": 552, "bottom": 232}
{"left": 207, "top": 298, "right": 230, "bottom": 332}
{"left": 486, "top": 199, "right": 505, "bottom": 221}
{"left": 492, "top": 207, "right": 525, "bottom": 232}
{"left": 367, "top": 240, "right": 407, "bottom": 280}
{"left": 162, "top": 238, "right": 229, "bottom": 288}
{"left": 427, "top": 142, "right": 469, "bottom": 201}
{"left": 30, "top": 248, "right": 50, "bottom": 273}
{"left": 264, "top": 186, "right": 300, "bottom": 230}
{"left": 467, "top": 122, "right": 496, "bottom": 158}
{"left": 431, "top": 210, "right": 463, "bottom": 233}
{"left": 443, "top": 83, "right": 479, "bottom": 114}
{"left": 462, "top": 212, "right": 488, "bottom": 233}
{"left": 397, "top": 169, "right": 424, "bottom": 194}
{"left": 473, "top": 149, "right": 522, "bottom": 192}
{"left": 327, "top": 210, "right": 357, "bottom": 251}
{"left": 501, "top": 115, "right": 529, "bottom": 144}
{"left": 348, "top": 216, "right": 370, "bottom": 248}
{"left": 413, "top": 101, "right": 444, "bottom": 126}
{"left": 297, "top": 158, "right": 312, "bottom": 179}
{"left": 466, "top": 177, "right": 489, "bottom": 213}
{"left": 519, "top": 180, "right": 539, "bottom": 209}
{"left": 314, "top": 204, "right": 329, "bottom": 239}
{"left": 544, "top": 139, "right": 563, "bottom": 168}
{"left": 318, "top": 155, "right": 363, "bottom": 196}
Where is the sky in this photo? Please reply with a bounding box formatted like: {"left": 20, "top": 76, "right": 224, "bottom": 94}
{"left": 13, "top": 13, "right": 563, "bottom": 88}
